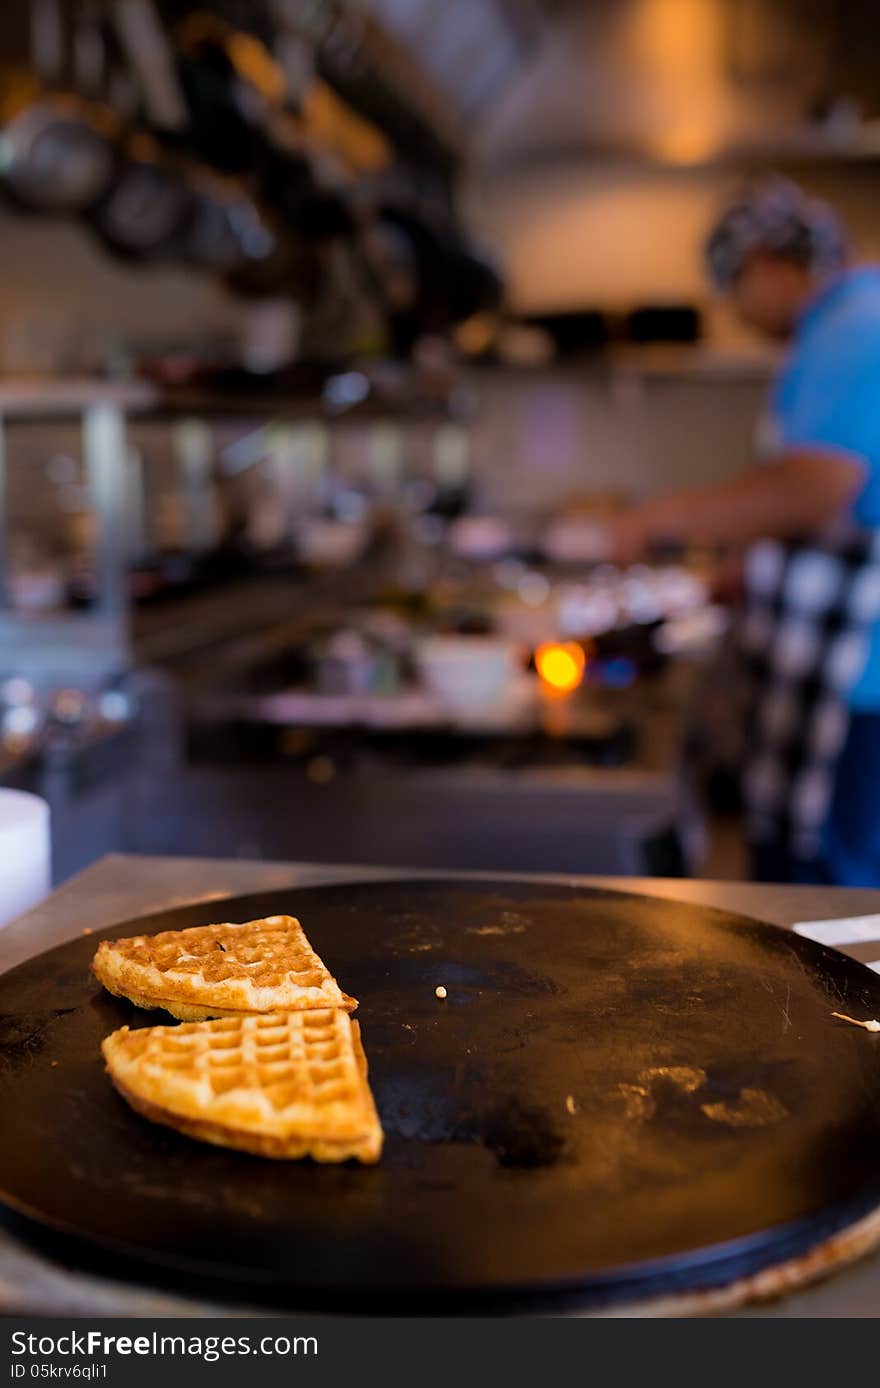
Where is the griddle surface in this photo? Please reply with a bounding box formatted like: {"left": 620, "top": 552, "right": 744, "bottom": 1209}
{"left": 2, "top": 878, "right": 880, "bottom": 1310}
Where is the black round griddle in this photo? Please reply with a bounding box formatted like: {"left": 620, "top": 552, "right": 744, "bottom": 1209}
{"left": 2, "top": 878, "right": 880, "bottom": 1312}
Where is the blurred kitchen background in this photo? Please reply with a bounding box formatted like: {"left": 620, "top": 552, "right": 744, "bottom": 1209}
{"left": 0, "top": 0, "right": 876, "bottom": 883}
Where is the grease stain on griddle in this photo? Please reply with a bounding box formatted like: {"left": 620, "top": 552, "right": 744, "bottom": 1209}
{"left": 701, "top": 1088, "right": 789, "bottom": 1129}
{"left": 615, "top": 1058, "right": 797, "bottom": 1138}
{"left": 388, "top": 916, "right": 444, "bottom": 955}
{"left": 466, "top": 912, "right": 528, "bottom": 938}
{"left": 375, "top": 1065, "right": 569, "bottom": 1170}
{"left": 483, "top": 1099, "right": 568, "bottom": 1170}
{"left": 616, "top": 1066, "right": 708, "bottom": 1123}
{"left": 0, "top": 1009, "right": 76, "bottom": 1068}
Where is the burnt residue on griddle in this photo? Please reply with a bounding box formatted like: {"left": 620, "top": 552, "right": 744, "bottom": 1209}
{"left": 614, "top": 1057, "right": 807, "bottom": 1139}
{"left": 483, "top": 1099, "right": 568, "bottom": 1170}
{"left": 698, "top": 1058, "right": 806, "bottom": 1124}
{"left": 386, "top": 914, "right": 445, "bottom": 956}
{"left": 0, "top": 1009, "right": 76, "bottom": 1067}
{"left": 374, "top": 1068, "right": 568, "bottom": 1169}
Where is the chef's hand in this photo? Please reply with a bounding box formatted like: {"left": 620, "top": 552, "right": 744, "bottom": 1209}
{"left": 544, "top": 502, "right": 682, "bottom": 566}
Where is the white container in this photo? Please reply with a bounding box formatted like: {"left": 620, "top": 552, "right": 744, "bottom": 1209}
{"left": 415, "top": 636, "right": 517, "bottom": 716}
{"left": 0, "top": 790, "right": 51, "bottom": 927}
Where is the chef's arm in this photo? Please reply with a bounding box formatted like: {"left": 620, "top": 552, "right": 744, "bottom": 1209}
{"left": 609, "top": 449, "right": 866, "bottom": 562}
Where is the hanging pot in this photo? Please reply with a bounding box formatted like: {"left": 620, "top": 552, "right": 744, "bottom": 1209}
{"left": 0, "top": 95, "right": 117, "bottom": 213}
{"left": 181, "top": 171, "right": 257, "bottom": 274}
{"left": 0, "top": 0, "right": 118, "bottom": 214}
{"left": 173, "top": 13, "right": 284, "bottom": 178}
{"left": 87, "top": 132, "right": 192, "bottom": 262}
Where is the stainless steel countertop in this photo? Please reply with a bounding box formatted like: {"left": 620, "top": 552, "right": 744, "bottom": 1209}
{"left": 0, "top": 378, "right": 158, "bottom": 418}
{"left": 3, "top": 854, "right": 880, "bottom": 1318}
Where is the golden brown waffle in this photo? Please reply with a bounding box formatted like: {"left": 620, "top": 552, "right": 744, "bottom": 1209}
{"left": 102, "top": 1009, "right": 383, "bottom": 1163}
{"left": 92, "top": 915, "right": 356, "bottom": 1021}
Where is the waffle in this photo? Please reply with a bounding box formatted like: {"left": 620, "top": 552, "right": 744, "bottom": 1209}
{"left": 102, "top": 1009, "right": 383, "bottom": 1163}
{"left": 92, "top": 915, "right": 356, "bottom": 1021}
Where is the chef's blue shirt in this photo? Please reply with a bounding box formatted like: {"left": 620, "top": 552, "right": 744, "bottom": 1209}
{"left": 772, "top": 265, "right": 880, "bottom": 707}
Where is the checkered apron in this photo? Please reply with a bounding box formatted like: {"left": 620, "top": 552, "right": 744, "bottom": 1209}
{"left": 740, "top": 529, "right": 880, "bottom": 859}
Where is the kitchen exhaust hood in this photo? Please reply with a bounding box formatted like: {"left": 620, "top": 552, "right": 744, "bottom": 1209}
{"left": 478, "top": 0, "right": 880, "bottom": 173}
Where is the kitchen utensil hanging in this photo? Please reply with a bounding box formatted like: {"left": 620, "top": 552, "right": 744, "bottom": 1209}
{"left": 0, "top": 0, "right": 118, "bottom": 215}
{"left": 87, "top": 128, "right": 192, "bottom": 262}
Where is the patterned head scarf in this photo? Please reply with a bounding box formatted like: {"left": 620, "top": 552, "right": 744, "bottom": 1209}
{"left": 705, "top": 177, "right": 848, "bottom": 292}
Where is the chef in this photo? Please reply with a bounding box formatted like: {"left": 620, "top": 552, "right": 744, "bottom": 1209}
{"left": 610, "top": 178, "right": 880, "bottom": 884}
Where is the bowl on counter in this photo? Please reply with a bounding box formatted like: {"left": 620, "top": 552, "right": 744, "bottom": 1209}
{"left": 414, "top": 635, "right": 520, "bottom": 717}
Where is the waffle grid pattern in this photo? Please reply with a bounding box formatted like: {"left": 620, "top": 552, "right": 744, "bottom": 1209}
{"left": 103, "top": 1009, "right": 382, "bottom": 1161}
{"left": 108, "top": 916, "right": 330, "bottom": 988}
{"left": 112, "top": 1010, "right": 365, "bottom": 1121}
{"left": 93, "top": 915, "right": 356, "bottom": 1016}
